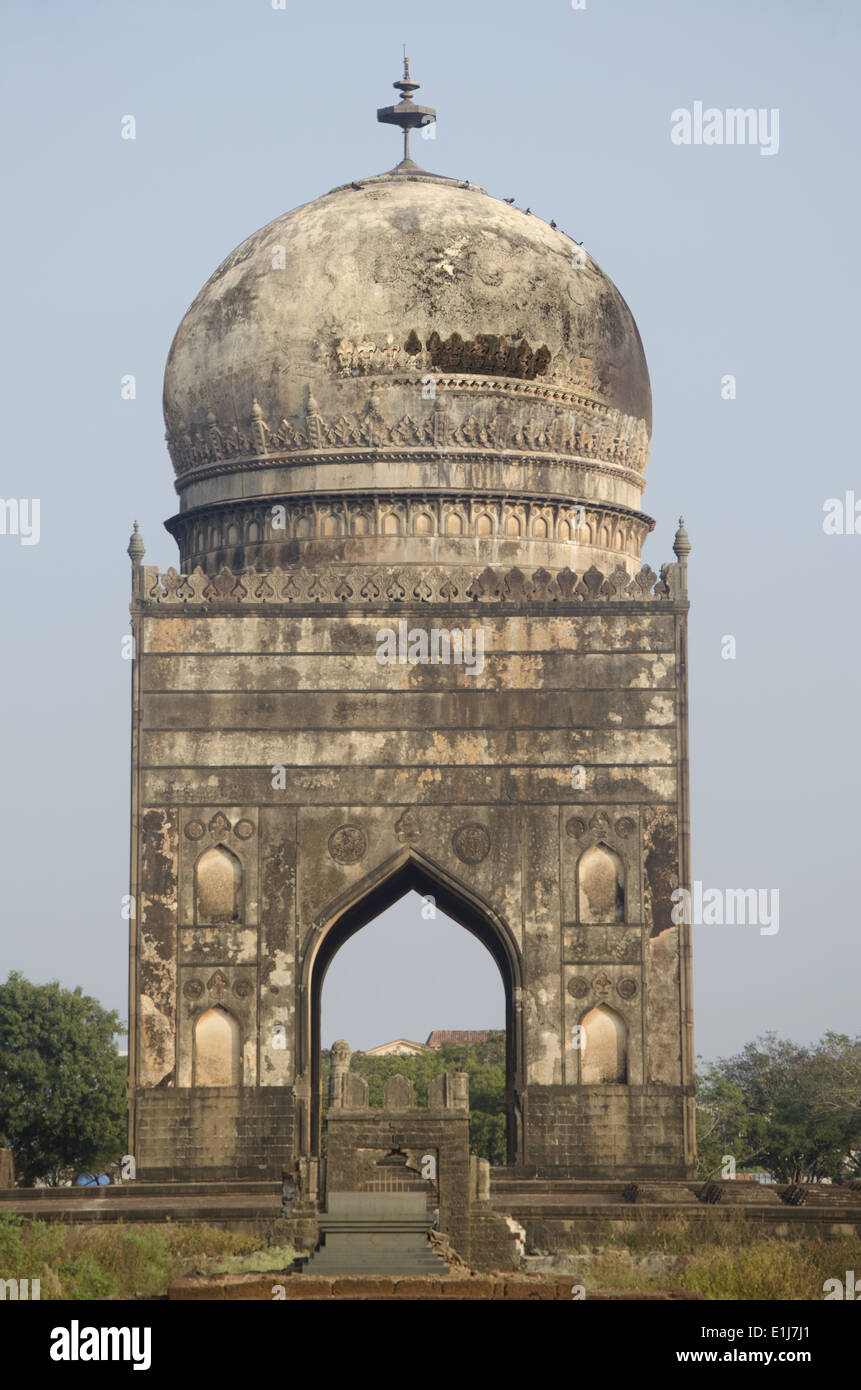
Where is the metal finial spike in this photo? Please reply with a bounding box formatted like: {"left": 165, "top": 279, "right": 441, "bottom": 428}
{"left": 377, "top": 58, "right": 436, "bottom": 172}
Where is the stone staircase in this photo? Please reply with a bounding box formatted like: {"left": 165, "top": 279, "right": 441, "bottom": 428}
{"left": 297, "top": 1194, "right": 449, "bottom": 1275}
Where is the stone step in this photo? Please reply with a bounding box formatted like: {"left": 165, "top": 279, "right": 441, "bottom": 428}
{"left": 0, "top": 1181, "right": 282, "bottom": 1202}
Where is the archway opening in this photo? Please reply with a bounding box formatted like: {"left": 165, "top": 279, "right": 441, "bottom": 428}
{"left": 305, "top": 858, "right": 523, "bottom": 1165}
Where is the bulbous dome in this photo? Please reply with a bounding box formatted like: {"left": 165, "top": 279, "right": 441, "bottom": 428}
{"left": 162, "top": 167, "right": 654, "bottom": 577}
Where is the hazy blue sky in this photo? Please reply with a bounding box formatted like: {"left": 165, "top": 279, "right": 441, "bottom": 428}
{"left": 1, "top": 0, "right": 858, "bottom": 1063}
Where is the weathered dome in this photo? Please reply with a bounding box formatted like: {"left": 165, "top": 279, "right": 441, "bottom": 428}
{"left": 162, "top": 167, "right": 654, "bottom": 577}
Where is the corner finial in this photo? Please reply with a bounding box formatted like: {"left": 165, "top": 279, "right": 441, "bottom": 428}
{"left": 673, "top": 516, "right": 691, "bottom": 558}
{"left": 127, "top": 521, "right": 145, "bottom": 596}
{"left": 127, "top": 520, "right": 145, "bottom": 565}
{"left": 672, "top": 517, "right": 690, "bottom": 599}
{"left": 377, "top": 56, "right": 436, "bottom": 172}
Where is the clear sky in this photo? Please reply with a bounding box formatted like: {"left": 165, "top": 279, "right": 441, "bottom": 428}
{"left": 1, "top": 0, "right": 858, "bottom": 1064}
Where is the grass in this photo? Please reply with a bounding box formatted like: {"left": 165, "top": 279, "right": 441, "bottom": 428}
{"left": 0, "top": 1213, "right": 277, "bottom": 1300}
{"left": 539, "top": 1215, "right": 861, "bottom": 1300}
{"left": 1, "top": 1209, "right": 857, "bottom": 1299}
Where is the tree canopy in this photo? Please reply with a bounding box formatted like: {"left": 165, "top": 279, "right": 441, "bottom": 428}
{"left": 696, "top": 1031, "right": 861, "bottom": 1183}
{"left": 322, "top": 1033, "right": 508, "bottom": 1164}
{"left": 0, "top": 972, "right": 127, "bottom": 1185}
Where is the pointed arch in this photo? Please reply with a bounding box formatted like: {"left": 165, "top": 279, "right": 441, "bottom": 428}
{"left": 195, "top": 844, "right": 243, "bottom": 924}
{"left": 577, "top": 842, "right": 625, "bottom": 923}
{"left": 581, "top": 1004, "right": 627, "bottom": 1084}
{"left": 193, "top": 1005, "right": 241, "bottom": 1086}
{"left": 299, "top": 847, "right": 524, "bottom": 1163}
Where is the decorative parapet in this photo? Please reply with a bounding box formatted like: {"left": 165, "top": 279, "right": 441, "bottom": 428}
{"left": 133, "top": 559, "right": 685, "bottom": 606}
{"left": 166, "top": 386, "right": 650, "bottom": 478}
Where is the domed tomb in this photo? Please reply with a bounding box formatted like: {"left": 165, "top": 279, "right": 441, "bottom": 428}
{"left": 162, "top": 90, "right": 654, "bottom": 579}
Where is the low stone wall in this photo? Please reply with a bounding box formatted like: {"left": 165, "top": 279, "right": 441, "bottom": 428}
{"left": 169, "top": 1273, "right": 700, "bottom": 1301}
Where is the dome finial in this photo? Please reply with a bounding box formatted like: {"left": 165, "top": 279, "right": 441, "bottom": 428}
{"left": 377, "top": 54, "right": 436, "bottom": 172}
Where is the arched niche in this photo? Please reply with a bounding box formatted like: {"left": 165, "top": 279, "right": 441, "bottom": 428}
{"left": 578, "top": 843, "right": 625, "bottom": 923}
{"left": 196, "top": 844, "right": 242, "bottom": 924}
{"left": 581, "top": 1004, "right": 627, "bottom": 1084}
{"left": 194, "top": 1006, "right": 241, "bottom": 1086}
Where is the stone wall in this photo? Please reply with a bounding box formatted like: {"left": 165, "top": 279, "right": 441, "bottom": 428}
{"left": 135, "top": 1088, "right": 295, "bottom": 1181}
{"left": 523, "top": 1086, "right": 689, "bottom": 1177}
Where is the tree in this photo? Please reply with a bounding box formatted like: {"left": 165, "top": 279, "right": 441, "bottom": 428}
{"left": 696, "top": 1031, "right": 861, "bottom": 1183}
{"left": 0, "top": 972, "right": 127, "bottom": 1185}
{"left": 321, "top": 1033, "right": 508, "bottom": 1164}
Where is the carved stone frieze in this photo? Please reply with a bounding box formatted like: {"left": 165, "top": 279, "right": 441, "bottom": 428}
{"left": 169, "top": 492, "right": 651, "bottom": 564}
{"left": 166, "top": 388, "right": 650, "bottom": 477}
{"left": 137, "top": 560, "right": 678, "bottom": 607}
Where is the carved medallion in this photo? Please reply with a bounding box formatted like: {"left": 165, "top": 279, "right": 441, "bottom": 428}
{"left": 185, "top": 820, "right": 206, "bottom": 841}
{"left": 234, "top": 819, "right": 255, "bottom": 839}
{"left": 233, "top": 980, "right": 253, "bottom": 999}
{"left": 617, "top": 978, "right": 638, "bottom": 1000}
{"left": 452, "top": 823, "right": 491, "bottom": 865}
{"left": 328, "top": 824, "right": 367, "bottom": 865}
{"left": 567, "top": 977, "right": 590, "bottom": 999}
{"left": 615, "top": 817, "right": 635, "bottom": 839}
{"left": 183, "top": 979, "right": 204, "bottom": 1000}
{"left": 565, "top": 817, "right": 587, "bottom": 839}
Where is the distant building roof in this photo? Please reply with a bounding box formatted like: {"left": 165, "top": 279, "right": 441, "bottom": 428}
{"left": 425, "top": 1030, "right": 493, "bottom": 1049}
{"left": 360, "top": 1038, "right": 429, "bottom": 1057}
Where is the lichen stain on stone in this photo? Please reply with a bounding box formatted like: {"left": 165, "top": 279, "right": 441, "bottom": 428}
{"left": 645, "top": 694, "right": 675, "bottom": 725}
{"left": 139, "top": 994, "right": 173, "bottom": 1084}
{"left": 643, "top": 809, "right": 678, "bottom": 939}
